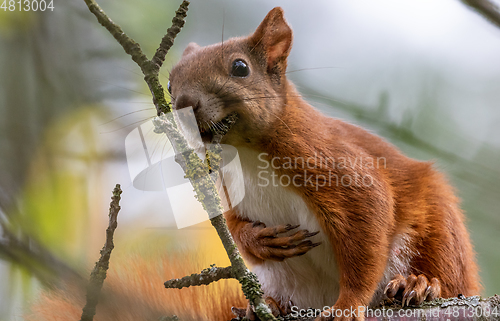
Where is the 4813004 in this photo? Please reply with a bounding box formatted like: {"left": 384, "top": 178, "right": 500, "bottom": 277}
{"left": 1, "top": 0, "right": 54, "bottom": 11}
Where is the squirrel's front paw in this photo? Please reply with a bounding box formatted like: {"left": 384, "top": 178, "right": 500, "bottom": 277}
{"left": 245, "top": 221, "right": 321, "bottom": 261}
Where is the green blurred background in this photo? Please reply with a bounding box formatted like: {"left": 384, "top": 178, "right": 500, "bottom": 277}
{"left": 1, "top": 0, "right": 500, "bottom": 319}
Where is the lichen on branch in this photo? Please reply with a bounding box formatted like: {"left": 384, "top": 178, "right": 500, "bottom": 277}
{"left": 164, "top": 264, "right": 234, "bottom": 289}
{"left": 81, "top": 1, "right": 277, "bottom": 320}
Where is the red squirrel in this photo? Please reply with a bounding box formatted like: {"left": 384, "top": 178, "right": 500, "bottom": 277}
{"left": 168, "top": 6, "right": 481, "bottom": 321}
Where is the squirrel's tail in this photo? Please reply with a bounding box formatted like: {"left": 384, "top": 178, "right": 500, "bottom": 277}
{"left": 25, "top": 230, "right": 246, "bottom": 321}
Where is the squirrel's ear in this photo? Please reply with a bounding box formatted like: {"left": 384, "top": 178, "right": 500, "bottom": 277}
{"left": 249, "top": 7, "right": 292, "bottom": 73}
{"left": 182, "top": 42, "right": 201, "bottom": 56}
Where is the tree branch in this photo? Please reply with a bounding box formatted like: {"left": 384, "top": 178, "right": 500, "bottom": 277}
{"left": 153, "top": 115, "right": 274, "bottom": 320}
{"left": 82, "top": 0, "right": 150, "bottom": 73}
{"left": 461, "top": 0, "right": 500, "bottom": 29}
{"left": 80, "top": 184, "right": 122, "bottom": 321}
{"left": 0, "top": 226, "right": 84, "bottom": 288}
{"left": 82, "top": 2, "right": 276, "bottom": 320}
{"left": 151, "top": 1, "right": 189, "bottom": 73}
{"left": 281, "top": 295, "right": 500, "bottom": 321}
{"left": 164, "top": 265, "right": 234, "bottom": 289}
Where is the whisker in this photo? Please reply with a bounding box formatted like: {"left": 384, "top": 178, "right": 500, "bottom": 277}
{"left": 286, "top": 66, "right": 340, "bottom": 74}
{"left": 206, "top": 120, "right": 212, "bottom": 132}
{"left": 99, "top": 108, "right": 156, "bottom": 126}
{"left": 137, "top": 124, "right": 171, "bottom": 192}
{"left": 214, "top": 76, "right": 232, "bottom": 97}
{"left": 221, "top": 94, "right": 303, "bottom": 103}
{"left": 111, "top": 101, "right": 154, "bottom": 104}
{"left": 160, "top": 138, "right": 173, "bottom": 164}
{"left": 116, "top": 65, "right": 143, "bottom": 77}
{"left": 233, "top": 75, "right": 270, "bottom": 91}
{"left": 268, "top": 109, "right": 294, "bottom": 136}
{"left": 92, "top": 79, "right": 151, "bottom": 96}
{"left": 212, "top": 121, "right": 219, "bottom": 131}
{"left": 150, "top": 131, "right": 173, "bottom": 162}
{"left": 99, "top": 116, "right": 155, "bottom": 134}
{"left": 221, "top": 9, "right": 225, "bottom": 62}
{"left": 292, "top": 87, "right": 344, "bottom": 105}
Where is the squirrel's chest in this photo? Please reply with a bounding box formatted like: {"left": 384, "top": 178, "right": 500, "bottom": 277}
{"left": 227, "top": 148, "right": 322, "bottom": 230}
{"left": 223, "top": 147, "right": 341, "bottom": 308}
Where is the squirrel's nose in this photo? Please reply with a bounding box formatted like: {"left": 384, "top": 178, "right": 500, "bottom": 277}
{"left": 174, "top": 94, "right": 201, "bottom": 111}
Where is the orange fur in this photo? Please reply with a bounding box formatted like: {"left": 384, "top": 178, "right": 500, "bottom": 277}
{"left": 30, "top": 6, "right": 481, "bottom": 321}
{"left": 258, "top": 87, "right": 481, "bottom": 317}
{"left": 26, "top": 252, "right": 245, "bottom": 321}
{"left": 168, "top": 6, "right": 481, "bottom": 321}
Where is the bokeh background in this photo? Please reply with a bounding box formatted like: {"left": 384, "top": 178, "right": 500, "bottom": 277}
{"left": 1, "top": 0, "right": 499, "bottom": 319}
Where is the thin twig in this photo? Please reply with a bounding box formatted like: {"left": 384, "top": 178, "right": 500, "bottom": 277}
{"left": 82, "top": 1, "right": 276, "bottom": 319}
{"left": 153, "top": 115, "right": 275, "bottom": 320}
{"left": 164, "top": 265, "right": 234, "bottom": 289}
{"left": 80, "top": 184, "right": 122, "bottom": 321}
{"left": 145, "top": 1, "right": 190, "bottom": 115}
{"left": 461, "top": 0, "right": 500, "bottom": 29}
{"left": 82, "top": 0, "right": 189, "bottom": 115}
{"left": 82, "top": 0, "right": 150, "bottom": 73}
{"left": 152, "top": 1, "right": 190, "bottom": 73}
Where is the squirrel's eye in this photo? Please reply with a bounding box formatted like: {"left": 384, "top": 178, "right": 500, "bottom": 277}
{"left": 167, "top": 81, "right": 172, "bottom": 94}
{"left": 230, "top": 59, "right": 250, "bottom": 78}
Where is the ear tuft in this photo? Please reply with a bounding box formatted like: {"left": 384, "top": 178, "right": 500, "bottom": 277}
{"left": 182, "top": 42, "right": 201, "bottom": 57}
{"left": 249, "top": 7, "right": 293, "bottom": 73}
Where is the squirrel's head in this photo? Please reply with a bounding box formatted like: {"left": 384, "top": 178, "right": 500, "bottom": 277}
{"left": 168, "top": 7, "right": 293, "bottom": 147}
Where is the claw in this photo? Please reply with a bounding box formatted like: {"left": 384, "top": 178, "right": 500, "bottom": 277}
{"left": 305, "top": 231, "right": 320, "bottom": 237}
{"left": 384, "top": 282, "right": 392, "bottom": 296}
{"left": 403, "top": 290, "right": 416, "bottom": 307}
{"left": 300, "top": 240, "right": 313, "bottom": 247}
{"left": 424, "top": 285, "right": 431, "bottom": 300}
{"left": 286, "top": 224, "right": 300, "bottom": 231}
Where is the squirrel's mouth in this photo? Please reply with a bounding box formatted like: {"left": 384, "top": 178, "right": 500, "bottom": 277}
{"left": 198, "top": 113, "right": 238, "bottom": 143}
